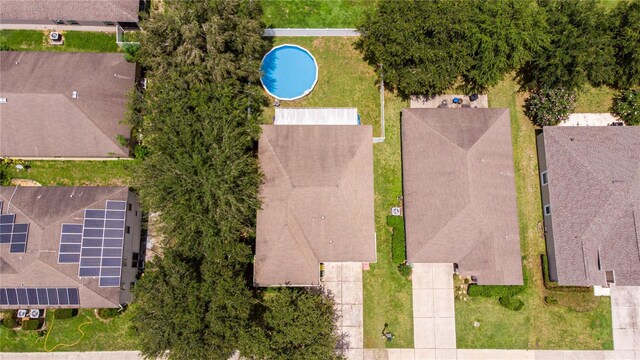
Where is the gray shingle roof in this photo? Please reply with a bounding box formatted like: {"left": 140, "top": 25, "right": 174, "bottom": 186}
{"left": 0, "top": 186, "right": 131, "bottom": 308}
{"left": 0, "top": 0, "right": 139, "bottom": 23}
{"left": 543, "top": 126, "right": 640, "bottom": 286}
{"left": 401, "top": 108, "right": 523, "bottom": 285}
{"left": 0, "top": 51, "right": 135, "bottom": 158}
{"left": 255, "top": 125, "right": 376, "bottom": 286}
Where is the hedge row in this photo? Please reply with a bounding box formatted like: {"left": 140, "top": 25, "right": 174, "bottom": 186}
{"left": 467, "top": 284, "right": 525, "bottom": 298}
{"left": 21, "top": 319, "right": 39, "bottom": 331}
{"left": 54, "top": 309, "right": 76, "bottom": 319}
{"left": 387, "top": 216, "right": 406, "bottom": 264}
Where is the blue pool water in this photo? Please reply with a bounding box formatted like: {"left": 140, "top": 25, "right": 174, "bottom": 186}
{"left": 260, "top": 45, "right": 318, "bottom": 101}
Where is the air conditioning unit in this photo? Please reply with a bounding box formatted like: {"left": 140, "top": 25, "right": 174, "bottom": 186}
{"left": 17, "top": 309, "right": 28, "bottom": 318}
{"left": 49, "top": 32, "right": 60, "bottom": 41}
{"left": 29, "top": 309, "right": 40, "bottom": 319}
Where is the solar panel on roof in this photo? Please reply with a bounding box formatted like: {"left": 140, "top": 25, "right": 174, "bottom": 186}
{"left": 0, "top": 288, "right": 79, "bottom": 307}
{"left": 0, "top": 213, "right": 29, "bottom": 253}
{"left": 0, "top": 214, "right": 15, "bottom": 224}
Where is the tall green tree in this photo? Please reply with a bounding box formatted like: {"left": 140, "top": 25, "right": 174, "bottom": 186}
{"left": 356, "top": 0, "right": 474, "bottom": 98}
{"left": 463, "top": 0, "right": 547, "bottom": 92}
{"left": 138, "top": 0, "right": 268, "bottom": 85}
{"left": 131, "top": 249, "right": 254, "bottom": 359}
{"left": 243, "top": 288, "right": 344, "bottom": 360}
{"left": 517, "top": 0, "right": 616, "bottom": 91}
{"left": 611, "top": 0, "right": 640, "bottom": 88}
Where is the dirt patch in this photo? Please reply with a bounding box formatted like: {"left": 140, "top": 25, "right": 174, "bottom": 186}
{"left": 145, "top": 212, "right": 164, "bottom": 261}
{"left": 10, "top": 178, "right": 42, "bottom": 186}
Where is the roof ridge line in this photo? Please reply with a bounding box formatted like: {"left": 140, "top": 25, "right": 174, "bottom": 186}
{"left": 261, "top": 131, "right": 294, "bottom": 189}
{"left": 286, "top": 210, "right": 319, "bottom": 266}
{"left": 407, "top": 110, "right": 468, "bottom": 153}
{"left": 336, "top": 132, "right": 369, "bottom": 187}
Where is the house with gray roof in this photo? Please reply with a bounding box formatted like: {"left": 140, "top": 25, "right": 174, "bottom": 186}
{"left": 0, "top": 186, "right": 143, "bottom": 309}
{"left": 401, "top": 108, "right": 523, "bottom": 285}
{"left": 537, "top": 126, "right": 640, "bottom": 286}
{"left": 254, "top": 125, "right": 376, "bottom": 286}
{"left": 0, "top": 51, "right": 136, "bottom": 159}
{"left": 0, "top": 0, "right": 140, "bottom": 28}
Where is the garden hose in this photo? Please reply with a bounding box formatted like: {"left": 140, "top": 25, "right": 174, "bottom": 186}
{"left": 43, "top": 315, "right": 93, "bottom": 352}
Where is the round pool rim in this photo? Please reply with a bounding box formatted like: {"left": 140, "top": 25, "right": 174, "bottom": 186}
{"left": 260, "top": 44, "right": 319, "bottom": 101}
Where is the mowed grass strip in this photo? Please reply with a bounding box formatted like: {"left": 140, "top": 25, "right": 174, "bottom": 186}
{"left": 6, "top": 160, "right": 133, "bottom": 186}
{"left": 262, "top": 0, "right": 375, "bottom": 28}
{"left": 0, "top": 310, "right": 137, "bottom": 352}
{"left": 454, "top": 77, "right": 613, "bottom": 350}
{"left": 363, "top": 91, "right": 414, "bottom": 348}
{"left": 0, "top": 30, "right": 119, "bottom": 52}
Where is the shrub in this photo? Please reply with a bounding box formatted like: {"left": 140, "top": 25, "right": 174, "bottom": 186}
{"left": 116, "top": 134, "right": 129, "bottom": 147}
{"left": 612, "top": 89, "right": 640, "bottom": 126}
{"left": 467, "top": 284, "right": 525, "bottom": 297}
{"left": 524, "top": 87, "right": 576, "bottom": 126}
{"left": 21, "top": 319, "right": 40, "bottom": 331}
{"left": 397, "top": 263, "right": 412, "bottom": 277}
{"left": 98, "top": 308, "right": 119, "bottom": 319}
{"left": 122, "top": 43, "right": 141, "bottom": 63}
{"left": 387, "top": 216, "right": 406, "bottom": 264}
{"left": 544, "top": 296, "right": 558, "bottom": 305}
{"left": 133, "top": 144, "right": 150, "bottom": 160}
{"left": 499, "top": 296, "right": 524, "bottom": 311}
{"left": 2, "top": 316, "right": 16, "bottom": 329}
{"left": 54, "top": 308, "right": 76, "bottom": 319}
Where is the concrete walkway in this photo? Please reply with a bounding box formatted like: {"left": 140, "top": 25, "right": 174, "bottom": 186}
{"left": 412, "top": 263, "right": 457, "bottom": 358}
{"left": 263, "top": 28, "right": 359, "bottom": 37}
{"left": 561, "top": 113, "right": 619, "bottom": 126}
{"left": 611, "top": 286, "right": 640, "bottom": 352}
{"left": 0, "top": 351, "right": 142, "bottom": 359}
{"left": 323, "top": 262, "right": 365, "bottom": 360}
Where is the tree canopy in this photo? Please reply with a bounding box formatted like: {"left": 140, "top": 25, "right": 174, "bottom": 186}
{"left": 611, "top": 0, "right": 640, "bottom": 88}
{"left": 129, "top": 1, "right": 344, "bottom": 358}
{"left": 356, "top": 0, "right": 546, "bottom": 97}
{"left": 517, "top": 0, "right": 616, "bottom": 91}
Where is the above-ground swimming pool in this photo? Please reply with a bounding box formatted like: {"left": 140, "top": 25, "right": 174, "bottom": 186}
{"left": 260, "top": 44, "right": 318, "bottom": 101}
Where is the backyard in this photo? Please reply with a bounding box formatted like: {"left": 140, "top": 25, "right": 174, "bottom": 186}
{"left": 262, "top": 0, "right": 374, "bottom": 28}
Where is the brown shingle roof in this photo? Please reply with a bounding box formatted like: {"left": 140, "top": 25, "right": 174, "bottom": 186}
{"left": 543, "top": 126, "right": 640, "bottom": 286}
{"left": 0, "top": 51, "right": 135, "bottom": 158}
{"left": 255, "top": 125, "right": 376, "bottom": 286}
{"left": 0, "top": 0, "right": 139, "bottom": 23}
{"left": 0, "top": 186, "right": 130, "bottom": 308}
{"left": 401, "top": 108, "right": 523, "bottom": 285}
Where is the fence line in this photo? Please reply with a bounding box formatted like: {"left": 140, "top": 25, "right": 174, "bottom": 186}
{"left": 263, "top": 28, "right": 359, "bottom": 37}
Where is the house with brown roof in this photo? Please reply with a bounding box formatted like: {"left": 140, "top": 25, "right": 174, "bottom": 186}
{"left": 0, "top": 0, "right": 140, "bottom": 28}
{"left": 537, "top": 126, "right": 640, "bottom": 286}
{"left": 0, "top": 186, "right": 143, "bottom": 309}
{"left": 401, "top": 108, "right": 523, "bottom": 285}
{"left": 0, "top": 51, "right": 136, "bottom": 159}
{"left": 254, "top": 125, "right": 376, "bottom": 286}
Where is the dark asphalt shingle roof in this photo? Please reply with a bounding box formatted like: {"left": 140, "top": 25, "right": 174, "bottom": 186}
{"left": 543, "top": 126, "right": 640, "bottom": 286}
{"left": 254, "top": 125, "right": 376, "bottom": 286}
{"left": 0, "top": 51, "right": 135, "bottom": 158}
{"left": 401, "top": 108, "right": 523, "bottom": 285}
{"left": 0, "top": 0, "right": 139, "bottom": 23}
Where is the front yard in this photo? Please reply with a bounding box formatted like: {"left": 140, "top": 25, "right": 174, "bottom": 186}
{"left": 0, "top": 310, "right": 136, "bottom": 352}
{"left": 454, "top": 77, "right": 613, "bottom": 350}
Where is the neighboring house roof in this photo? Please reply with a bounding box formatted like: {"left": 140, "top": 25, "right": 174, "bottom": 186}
{"left": 401, "top": 108, "right": 523, "bottom": 285}
{"left": 0, "top": 51, "right": 135, "bottom": 158}
{"left": 255, "top": 125, "right": 376, "bottom": 286}
{"left": 0, "top": 186, "right": 131, "bottom": 308}
{"left": 0, "top": 0, "right": 139, "bottom": 23}
{"left": 542, "top": 126, "right": 640, "bottom": 286}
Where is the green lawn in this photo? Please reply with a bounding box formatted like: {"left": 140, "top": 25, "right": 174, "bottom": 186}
{"left": 454, "top": 77, "right": 613, "bottom": 350}
{"left": 262, "top": 0, "right": 374, "bottom": 28}
{"left": 6, "top": 160, "right": 133, "bottom": 186}
{"left": 0, "top": 30, "right": 119, "bottom": 52}
{"left": 263, "top": 37, "right": 381, "bottom": 136}
{"left": 0, "top": 310, "right": 137, "bottom": 352}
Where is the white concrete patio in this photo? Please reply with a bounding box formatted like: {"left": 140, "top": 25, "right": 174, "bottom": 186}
{"left": 560, "top": 113, "right": 619, "bottom": 126}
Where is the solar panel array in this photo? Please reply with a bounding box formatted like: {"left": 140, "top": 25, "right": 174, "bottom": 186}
{"left": 58, "top": 200, "right": 126, "bottom": 287}
{"left": 0, "top": 287, "right": 79, "bottom": 306}
{"left": 0, "top": 201, "right": 30, "bottom": 253}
